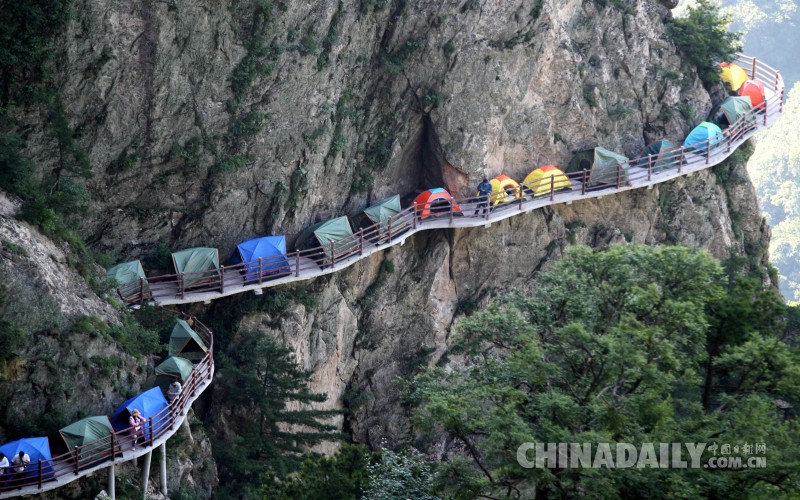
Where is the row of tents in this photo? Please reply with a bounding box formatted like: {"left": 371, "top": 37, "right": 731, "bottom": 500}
{"left": 107, "top": 63, "right": 766, "bottom": 292}
{"left": 1, "top": 320, "right": 208, "bottom": 481}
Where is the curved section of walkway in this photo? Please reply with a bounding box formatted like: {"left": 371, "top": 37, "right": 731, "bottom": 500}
{"left": 0, "top": 314, "right": 214, "bottom": 499}
{"left": 117, "top": 55, "right": 785, "bottom": 307}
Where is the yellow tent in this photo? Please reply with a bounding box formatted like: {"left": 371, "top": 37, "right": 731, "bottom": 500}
{"left": 489, "top": 175, "right": 521, "bottom": 205}
{"left": 523, "top": 165, "right": 572, "bottom": 196}
{"left": 720, "top": 62, "right": 748, "bottom": 92}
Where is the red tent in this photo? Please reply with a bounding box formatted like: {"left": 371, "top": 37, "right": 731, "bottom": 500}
{"left": 412, "top": 188, "right": 461, "bottom": 220}
{"left": 738, "top": 80, "right": 765, "bottom": 110}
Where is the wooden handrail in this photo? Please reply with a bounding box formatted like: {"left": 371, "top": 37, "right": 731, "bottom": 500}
{"left": 112, "top": 54, "right": 784, "bottom": 308}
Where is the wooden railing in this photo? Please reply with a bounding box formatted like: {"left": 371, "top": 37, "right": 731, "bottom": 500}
{"left": 0, "top": 314, "right": 214, "bottom": 498}
{"left": 115, "top": 54, "right": 784, "bottom": 307}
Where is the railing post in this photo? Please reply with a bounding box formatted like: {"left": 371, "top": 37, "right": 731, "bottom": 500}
{"left": 411, "top": 203, "right": 417, "bottom": 229}
{"left": 751, "top": 57, "right": 757, "bottom": 79}
{"left": 706, "top": 139, "right": 711, "bottom": 164}
{"left": 295, "top": 251, "right": 300, "bottom": 277}
{"left": 616, "top": 163, "right": 621, "bottom": 188}
{"left": 219, "top": 265, "right": 225, "bottom": 293}
{"left": 518, "top": 185, "right": 524, "bottom": 210}
{"left": 359, "top": 228, "right": 364, "bottom": 255}
{"left": 179, "top": 273, "right": 185, "bottom": 300}
{"left": 678, "top": 148, "right": 684, "bottom": 174}
{"left": 111, "top": 430, "right": 116, "bottom": 461}
{"left": 647, "top": 154, "right": 653, "bottom": 181}
{"left": 38, "top": 459, "right": 42, "bottom": 488}
{"left": 258, "top": 257, "right": 263, "bottom": 284}
{"left": 330, "top": 241, "right": 336, "bottom": 268}
{"left": 452, "top": 203, "right": 457, "bottom": 224}
{"left": 149, "top": 417, "right": 155, "bottom": 447}
{"left": 581, "top": 169, "right": 587, "bottom": 195}
{"left": 74, "top": 445, "right": 80, "bottom": 475}
{"left": 387, "top": 217, "right": 393, "bottom": 244}
{"left": 764, "top": 98, "right": 768, "bottom": 125}
{"left": 139, "top": 278, "right": 144, "bottom": 303}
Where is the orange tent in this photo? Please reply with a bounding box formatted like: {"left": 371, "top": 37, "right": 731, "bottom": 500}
{"left": 412, "top": 188, "right": 461, "bottom": 220}
{"left": 738, "top": 80, "right": 765, "bottom": 110}
{"left": 489, "top": 175, "right": 521, "bottom": 205}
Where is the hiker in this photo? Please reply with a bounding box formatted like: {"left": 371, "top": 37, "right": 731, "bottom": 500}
{"left": 11, "top": 451, "right": 29, "bottom": 487}
{"left": 167, "top": 380, "right": 182, "bottom": 404}
{"left": 0, "top": 452, "right": 8, "bottom": 489}
{"left": 474, "top": 178, "right": 492, "bottom": 215}
{"left": 129, "top": 409, "right": 146, "bottom": 450}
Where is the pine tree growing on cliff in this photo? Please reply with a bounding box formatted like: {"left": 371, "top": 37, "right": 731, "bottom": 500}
{"left": 213, "top": 330, "right": 341, "bottom": 497}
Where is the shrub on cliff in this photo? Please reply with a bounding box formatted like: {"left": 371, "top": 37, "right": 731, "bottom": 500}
{"left": 668, "top": 0, "right": 742, "bottom": 86}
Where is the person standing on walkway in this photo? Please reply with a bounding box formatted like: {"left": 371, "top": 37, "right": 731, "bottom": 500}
{"left": 11, "top": 451, "right": 29, "bottom": 487}
{"left": 0, "top": 452, "right": 8, "bottom": 489}
{"left": 167, "top": 380, "right": 182, "bottom": 404}
{"left": 474, "top": 178, "right": 492, "bottom": 215}
{"left": 129, "top": 409, "right": 146, "bottom": 450}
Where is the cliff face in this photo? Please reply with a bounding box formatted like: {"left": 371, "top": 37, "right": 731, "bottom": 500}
{"left": 1, "top": 0, "right": 773, "bottom": 495}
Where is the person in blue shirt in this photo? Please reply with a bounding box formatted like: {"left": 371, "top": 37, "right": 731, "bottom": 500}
{"left": 474, "top": 178, "right": 492, "bottom": 215}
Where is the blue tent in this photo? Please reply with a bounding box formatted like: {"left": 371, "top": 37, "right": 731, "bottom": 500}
{"left": 0, "top": 437, "right": 54, "bottom": 481}
{"left": 232, "top": 236, "right": 290, "bottom": 282}
{"left": 110, "top": 387, "right": 170, "bottom": 438}
{"left": 683, "top": 121, "right": 723, "bottom": 155}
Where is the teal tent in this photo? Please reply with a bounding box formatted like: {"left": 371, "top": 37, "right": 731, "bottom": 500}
{"left": 567, "top": 147, "right": 629, "bottom": 187}
{"left": 169, "top": 319, "right": 208, "bottom": 361}
{"left": 171, "top": 247, "right": 220, "bottom": 287}
{"left": 296, "top": 216, "right": 357, "bottom": 259}
{"left": 636, "top": 140, "right": 679, "bottom": 173}
{"left": 683, "top": 121, "right": 723, "bottom": 155}
{"left": 59, "top": 416, "right": 115, "bottom": 468}
{"left": 143, "top": 356, "right": 194, "bottom": 394}
{"left": 107, "top": 260, "right": 146, "bottom": 287}
{"left": 718, "top": 96, "right": 754, "bottom": 128}
{"left": 364, "top": 195, "right": 402, "bottom": 225}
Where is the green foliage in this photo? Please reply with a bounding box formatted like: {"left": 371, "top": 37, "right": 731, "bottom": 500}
{"left": 355, "top": 112, "right": 398, "bottom": 192}
{"left": 0, "top": 0, "right": 73, "bottom": 106}
{"left": 362, "top": 448, "right": 438, "bottom": 500}
{"left": 213, "top": 330, "right": 341, "bottom": 497}
{"left": 316, "top": 1, "right": 344, "bottom": 71}
{"left": 667, "top": 0, "right": 742, "bottom": 86}
{"left": 443, "top": 40, "right": 456, "bottom": 56}
{"left": 211, "top": 155, "right": 249, "bottom": 174}
{"left": 261, "top": 444, "right": 372, "bottom": 499}
{"left": 582, "top": 84, "right": 598, "bottom": 107}
{"left": 298, "top": 34, "right": 319, "bottom": 56}
{"left": 0, "top": 317, "right": 26, "bottom": 363}
{"left": 229, "top": 0, "right": 276, "bottom": 104}
{"left": 142, "top": 240, "right": 172, "bottom": 272}
{"left": 408, "top": 244, "right": 800, "bottom": 498}
{"left": 228, "top": 111, "right": 266, "bottom": 144}
{"left": 381, "top": 37, "right": 425, "bottom": 74}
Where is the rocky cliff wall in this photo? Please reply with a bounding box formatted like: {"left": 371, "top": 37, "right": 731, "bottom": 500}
{"left": 2, "top": 0, "right": 774, "bottom": 496}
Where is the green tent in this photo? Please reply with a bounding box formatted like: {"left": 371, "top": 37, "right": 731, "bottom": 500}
{"left": 636, "top": 140, "right": 679, "bottom": 173}
{"left": 296, "top": 216, "right": 357, "bottom": 259}
{"left": 718, "top": 96, "right": 754, "bottom": 128}
{"left": 59, "top": 416, "right": 115, "bottom": 467}
{"left": 364, "top": 195, "right": 402, "bottom": 224}
{"left": 169, "top": 319, "right": 208, "bottom": 362}
{"left": 567, "top": 147, "right": 629, "bottom": 187}
{"left": 143, "top": 356, "right": 194, "bottom": 393}
{"left": 107, "top": 260, "right": 146, "bottom": 287}
{"left": 171, "top": 247, "right": 220, "bottom": 287}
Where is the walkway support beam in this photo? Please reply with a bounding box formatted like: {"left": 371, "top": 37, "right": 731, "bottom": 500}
{"left": 159, "top": 442, "right": 168, "bottom": 495}
{"left": 108, "top": 463, "right": 116, "bottom": 500}
{"left": 142, "top": 450, "right": 152, "bottom": 500}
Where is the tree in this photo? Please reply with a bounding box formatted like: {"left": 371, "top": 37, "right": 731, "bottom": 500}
{"left": 409, "top": 244, "right": 800, "bottom": 498}
{"left": 362, "top": 448, "right": 438, "bottom": 500}
{"left": 213, "top": 330, "right": 341, "bottom": 497}
{"left": 668, "top": 0, "right": 743, "bottom": 86}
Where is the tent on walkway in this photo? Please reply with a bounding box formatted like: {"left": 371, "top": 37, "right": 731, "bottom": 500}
{"left": 364, "top": 195, "right": 402, "bottom": 226}
{"left": 738, "top": 80, "right": 765, "bottom": 109}
{"left": 143, "top": 356, "right": 194, "bottom": 394}
{"left": 413, "top": 188, "right": 461, "bottom": 219}
{"left": 720, "top": 62, "right": 748, "bottom": 92}
{"left": 110, "top": 387, "right": 170, "bottom": 438}
{"left": 231, "top": 236, "right": 290, "bottom": 282}
{"left": 107, "top": 260, "right": 146, "bottom": 287}
{"left": 683, "top": 121, "right": 723, "bottom": 155}
{"left": 522, "top": 165, "right": 572, "bottom": 196}
{"left": 489, "top": 175, "right": 521, "bottom": 205}
{"left": 169, "top": 319, "right": 208, "bottom": 361}
{"left": 636, "top": 140, "right": 680, "bottom": 173}
{"left": 566, "top": 147, "right": 630, "bottom": 187}
{"left": 711, "top": 96, "right": 754, "bottom": 129}
{"left": 0, "top": 437, "right": 54, "bottom": 483}
{"left": 362, "top": 194, "right": 409, "bottom": 241}
{"left": 296, "top": 216, "right": 358, "bottom": 260}
{"left": 59, "top": 416, "right": 115, "bottom": 468}
{"left": 172, "top": 247, "right": 220, "bottom": 288}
